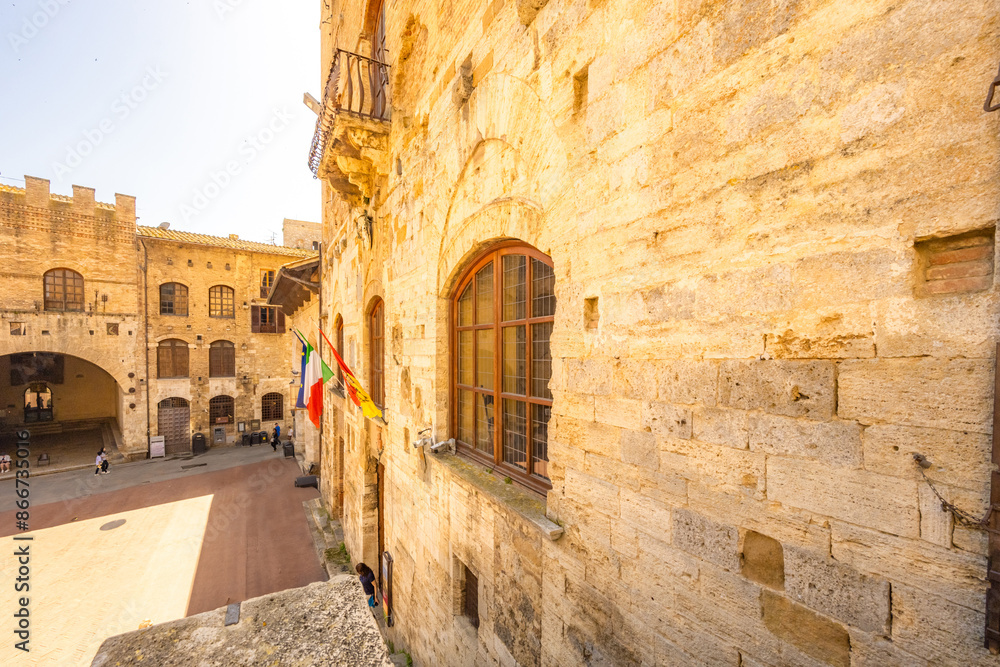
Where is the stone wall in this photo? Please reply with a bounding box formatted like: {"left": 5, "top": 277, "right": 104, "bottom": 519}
{"left": 282, "top": 217, "right": 322, "bottom": 250}
{"left": 142, "top": 236, "right": 306, "bottom": 447}
{"left": 317, "top": 0, "right": 1000, "bottom": 665}
{"left": 0, "top": 177, "right": 146, "bottom": 455}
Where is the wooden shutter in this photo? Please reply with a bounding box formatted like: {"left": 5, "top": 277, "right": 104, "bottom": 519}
{"left": 251, "top": 306, "right": 261, "bottom": 333}
{"left": 176, "top": 343, "right": 189, "bottom": 377}
{"left": 277, "top": 309, "right": 286, "bottom": 334}
{"left": 157, "top": 345, "right": 171, "bottom": 378}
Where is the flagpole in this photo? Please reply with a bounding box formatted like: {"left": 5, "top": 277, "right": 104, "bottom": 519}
{"left": 317, "top": 241, "right": 324, "bottom": 469}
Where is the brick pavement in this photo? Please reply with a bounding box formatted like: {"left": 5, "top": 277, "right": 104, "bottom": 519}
{"left": 0, "top": 454, "right": 325, "bottom": 666}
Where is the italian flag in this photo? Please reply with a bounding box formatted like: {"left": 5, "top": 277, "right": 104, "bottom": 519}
{"left": 297, "top": 330, "right": 334, "bottom": 427}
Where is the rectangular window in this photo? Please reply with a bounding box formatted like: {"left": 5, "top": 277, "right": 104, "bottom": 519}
{"left": 260, "top": 270, "right": 275, "bottom": 298}
{"left": 251, "top": 306, "right": 285, "bottom": 334}
{"left": 9, "top": 322, "right": 25, "bottom": 336}
{"left": 463, "top": 565, "right": 479, "bottom": 629}
{"left": 209, "top": 286, "right": 235, "bottom": 318}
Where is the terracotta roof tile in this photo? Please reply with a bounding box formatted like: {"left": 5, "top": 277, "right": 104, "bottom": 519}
{"left": 137, "top": 225, "right": 316, "bottom": 257}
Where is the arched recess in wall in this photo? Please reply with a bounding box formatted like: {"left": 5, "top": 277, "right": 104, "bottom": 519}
{"left": 2, "top": 338, "right": 132, "bottom": 393}
{"left": 436, "top": 72, "right": 568, "bottom": 282}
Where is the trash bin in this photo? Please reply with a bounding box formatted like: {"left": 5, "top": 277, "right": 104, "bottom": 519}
{"left": 241, "top": 433, "right": 251, "bottom": 447}
{"left": 283, "top": 441, "right": 294, "bottom": 458}
{"left": 250, "top": 431, "right": 261, "bottom": 446}
{"left": 260, "top": 431, "right": 270, "bottom": 446}
{"left": 192, "top": 432, "right": 207, "bottom": 454}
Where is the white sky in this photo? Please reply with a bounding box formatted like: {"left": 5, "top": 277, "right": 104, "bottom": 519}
{"left": 0, "top": 0, "right": 322, "bottom": 244}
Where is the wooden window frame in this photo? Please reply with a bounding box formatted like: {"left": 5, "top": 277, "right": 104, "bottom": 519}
{"left": 43, "top": 268, "right": 84, "bottom": 312}
{"left": 251, "top": 305, "right": 286, "bottom": 334}
{"left": 369, "top": 299, "right": 385, "bottom": 407}
{"left": 159, "top": 283, "right": 189, "bottom": 316}
{"left": 209, "top": 340, "right": 235, "bottom": 378}
{"left": 209, "top": 395, "right": 234, "bottom": 425}
{"left": 262, "top": 392, "right": 284, "bottom": 421}
{"left": 157, "top": 339, "right": 190, "bottom": 379}
{"left": 260, "top": 269, "right": 275, "bottom": 298}
{"left": 208, "top": 285, "right": 235, "bottom": 319}
{"left": 451, "top": 242, "right": 554, "bottom": 494}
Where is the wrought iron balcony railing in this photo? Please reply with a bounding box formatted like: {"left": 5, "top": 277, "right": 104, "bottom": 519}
{"left": 309, "top": 49, "right": 390, "bottom": 177}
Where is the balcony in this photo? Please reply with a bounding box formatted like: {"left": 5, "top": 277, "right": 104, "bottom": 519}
{"left": 308, "top": 49, "right": 391, "bottom": 207}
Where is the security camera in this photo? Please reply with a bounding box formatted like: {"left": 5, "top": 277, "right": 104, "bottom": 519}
{"left": 429, "top": 438, "right": 456, "bottom": 454}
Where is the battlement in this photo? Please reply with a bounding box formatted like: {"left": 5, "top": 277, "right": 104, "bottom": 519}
{"left": 2, "top": 175, "right": 136, "bottom": 224}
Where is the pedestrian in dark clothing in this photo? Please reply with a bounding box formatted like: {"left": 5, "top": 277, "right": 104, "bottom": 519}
{"left": 271, "top": 423, "right": 281, "bottom": 451}
{"left": 356, "top": 562, "right": 378, "bottom": 607}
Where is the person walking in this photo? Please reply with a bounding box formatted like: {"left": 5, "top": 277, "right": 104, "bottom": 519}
{"left": 271, "top": 423, "right": 281, "bottom": 451}
{"left": 97, "top": 447, "right": 110, "bottom": 475}
{"left": 0, "top": 452, "right": 10, "bottom": 473}
{"left": 94, "top": 449, "right": 103, "bottom": 476}
{"left": 356, "top": 562, "right": 378, "bottom": 608}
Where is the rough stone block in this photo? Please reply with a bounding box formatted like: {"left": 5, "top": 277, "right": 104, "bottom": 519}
{"left": 783, "top": 545, "right": 890, "bottom": 634}
{"left": 593, "top": 395, "right": 642, "bottom": 429}
{"left": 748, "top": 414, "right": 862, "bottom": 468}
{"left": 831, "top": 521, "right": 987, "bottom": 612}
{"left": 767, "top": 457, "right": 920, "bottom": 538}
{"left": 637, "top": 467, "right": 689, "bottom": 507}
{"left": 918, "top": 483, "right": 953, "bottom": 548}
{"left": 693, "top": 406, "right": 749, "bottom": 449}
{"left": 673, "top": 508, "right": 739, "bottom": 571}
{"left": 552, "top": 389, "right": 596, "bottom": 421}
{"left": 619, "top": 429, "right": 658, "bottom": 470}
{"left": 564, "top": 358, "right": 613, "bottom": 395}
{"left": 642, "top": 401, "right": 692, "bottom": 440}
{"left": 838, "top": 359, "right": 992, "bottom": 433}
{"left": 740, "top": 530, "right": 784, "bottom": 590}
{"left": 565, "top": 468, "right": 620, "bottom": 517}
{"left": 620, "top": 487, "right": 672, "bottom": 540}
{"left": 654, "top": 359, "right": 719, "bottom": 406}
{"left": 582, "top": 452, "right": 641, "bottom": 492}
{"left": 890, "top": 584, "right": 997, "bottom": 667}
{"left": 611, "top": 359, "right": 658, "bottom": 400}
{"left": 553, "top": 415, "right": 622, "bottom": 460}
{"left": 861, "top": 423, "right": 991, "bottom": 491}
{"left": 661, "top": 438, "right": 766, "bottom": 499}
{"left": 719, "top": 360, "right": 835, "bottom": 419}
{"left": 847, "top": 629, "right": 930, "bottom": 667}
{"left": 761, "top": 590, "right": 850, "bottom": 667}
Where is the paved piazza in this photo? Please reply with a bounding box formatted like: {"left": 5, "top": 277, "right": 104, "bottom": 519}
{"left": 0, "top": 449, "right": 325, "bottom": 666}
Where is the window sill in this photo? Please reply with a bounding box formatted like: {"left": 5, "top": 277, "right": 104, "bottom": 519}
{"left": 432, "top": 452, "right": 563, "bottom": 541}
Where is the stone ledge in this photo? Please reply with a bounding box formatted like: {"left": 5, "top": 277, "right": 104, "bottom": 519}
{"left": 431, "top": 452, "right": 564, "bottom": 540}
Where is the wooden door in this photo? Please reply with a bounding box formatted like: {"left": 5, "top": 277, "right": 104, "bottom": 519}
{"left": 158, "top": 398, "right": 190, "bottom": 454}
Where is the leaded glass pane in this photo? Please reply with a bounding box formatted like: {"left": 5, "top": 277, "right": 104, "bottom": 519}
{"left": 531, "top": 258, "right": 555, "bottom": 318}
{"left": 532, "top": 403, "right": 550, "bottom": 479}
{"left": 531, "top": 321, "right": 553, "bottom": 399}
{"left": 502, "top": 325, "right": 526, "bottom": 395}
{"left": 503, "top": 399, "right": 527, "bottom": 470}
{"left": 502, "top": 255, "right": 526, "bottom": 321}
{"left": 458, "top": 331, "right": 473, "bottom": 386}
{"left": 475, "top": 262, "right": 494, "bottom": 324}
{"left": 458, "top": 284, "right": 473, "bottom": 327}
{"left": 458, "top": 389, "right": 473, "bottom": 446}
{"left": 476, "top": 329, "right": 493, "bottom": 390}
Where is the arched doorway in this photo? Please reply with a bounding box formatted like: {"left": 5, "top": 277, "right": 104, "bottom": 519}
{"left": 157, "top": 398, "right": 191, "bottom": 455}
{"left": 23, "top": 384, "right": 53, "bottom": 423}
{"left": 1, "top": 352, "right": 124, "bottom": 468}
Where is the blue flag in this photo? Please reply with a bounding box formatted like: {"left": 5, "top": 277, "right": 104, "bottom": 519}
{"left": 295, "top": 332, "right": 308, "bottom": 408}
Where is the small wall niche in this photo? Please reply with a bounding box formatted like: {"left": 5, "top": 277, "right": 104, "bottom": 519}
{"left": 584, "top": 297, "right": 599, "bottom": 330}
{"left": 916, "top": 227, "right": 995, "bottom": 297}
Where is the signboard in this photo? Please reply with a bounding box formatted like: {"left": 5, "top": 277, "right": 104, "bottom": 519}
{"left": 149, "top": 436, "right": 166, "bottom": 458}
{"left": 215, "top": 416, "right": 229, "bottom": 424}
{"left": 237, "top": 421, "right": 246, "bottom": 432}
{"left": 250, "top": 419, "right": 261, "bottom": 431}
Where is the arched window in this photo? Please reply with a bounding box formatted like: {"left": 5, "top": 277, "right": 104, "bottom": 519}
{"left": 209, "top": 340, "right": 235, "bottom": 377}
{"left": 157, "top": 339, "right": 190, "bottom": 378}
{"left": 334, "top": 314, "right": 344, "bottom": 384}
{"left": 209, "top": 395, "right": 234, "bottom": 425}
{"left": 369, "top": 299, "right": 384, "bottom": 407}
{"left": 453, "top": 243, "right": 555, "bottom": 491}
{"left": 43, "top": 268, "right": 84, "bottom": 312}
{"left": 208, "top": 285, "right": 235, "bottom": 318}
{"left": 262, "top": 392, "right": 283, "bottom": 420}
{"left": 160, "top": 283, "right": 189, "bottom": 316}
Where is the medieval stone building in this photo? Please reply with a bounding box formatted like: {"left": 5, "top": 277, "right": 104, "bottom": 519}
{"left": 309, "top": 0, "right": 1000, "bottom": 666}
{"left": 0, "top": 176, "right": 317, "bottom": 463}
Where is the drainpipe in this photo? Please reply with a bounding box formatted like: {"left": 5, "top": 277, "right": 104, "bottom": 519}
{"left": 139, "top": 238, "right": 151, "bottom": 453}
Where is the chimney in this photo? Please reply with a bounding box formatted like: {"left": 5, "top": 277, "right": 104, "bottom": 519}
{"left": 229, "top": 234, "right": 239, "bottom": 240}
{"left": 24, "top": 176, "right": 50, "bottom": 208}
{"left": 72, "top": 185, "right": 96, "bottom": 216}
{"left": 115, "top": 193, "right": 136, "bottom": 224}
